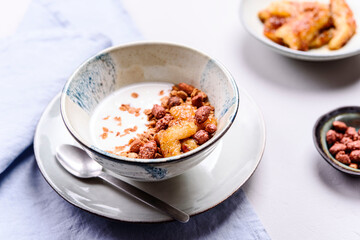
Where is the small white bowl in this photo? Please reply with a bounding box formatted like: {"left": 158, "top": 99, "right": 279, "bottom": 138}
{"left": 240, "top": 0, "right": 360, "bottom": 61}
{"left": 60, "top": 42, "right": 239, "bottom": 182}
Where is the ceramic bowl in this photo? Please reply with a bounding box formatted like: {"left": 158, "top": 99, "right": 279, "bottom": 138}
{"left": 60, "top": 42, "right": 239, "bottom": 182}
{"left": 240, "top": 0, "right": 360, "bottom": 61}
{"left": 313, "top": 106, "right": 360, "bottom": 176}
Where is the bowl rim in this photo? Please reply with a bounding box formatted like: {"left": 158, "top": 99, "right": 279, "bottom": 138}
{"left": 60, "top": 41, "right": 240, "bottom": 165}
{"left": 239, "top": 0, "right": 360, "bottom": 61}
{"left": 313, "top": 106, "right": 360, "bottom": 176}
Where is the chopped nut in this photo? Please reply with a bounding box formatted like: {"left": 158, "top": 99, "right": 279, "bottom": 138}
{"left": 176, "top": 90, "right": 188, "bottom": 100}
{"left": 205, "top": 124, "right": 217, "bottom": 134}
{"left": 340, "top": 137, "right": 352, "bottom": 145}
{"left": 146, "top": 120, "right": 156, "bottom": 128}
{"left": 170, "top": 90, "right": 178, "bottom": 96}
{"left": 195, "top": 106, "right": 211, "bottom": 124}
{"left": 129, "top": 139, "right": 144, "bottom": 153}
{"left": 178, "top": 83, "right": 195, "bottom": 95}
{"left": 168, "top": 96, "right": 182, "bottom": 108}
{"left": 139, "top": 141, "right": 157, "bottom": 159}
{"left": 326, "top": 129, "right": 338, "bottom": 145}
{"left": 100, "top": 132, "right": 108, "bottom": 139}
{"left": 193, "top": 130, "right": 209, "bottom": 145}
{"left": 160, "top": 96, "right": 170, "bottom": 108}
{"left": 119, "top": 104, "right": 130, "bottom": 111}
{"left": 333, "top": 121, "right": 347, "bottom": 132}
{"left": 329, "top": 142, "right": 347, "bottom": 155}
{"left": 190, "top": 88, "right": 201, "bottom": 98}
{"left": 349, "top": 150, "right": 360, "bottom": 162}
{"left": 335, "top": 151, "right": 351, "bottom": 165}
{"left": 114, "top": 116, "right": 122, "bottom": 121}
{"left": 347, "top": 140, "right": 360, "bottom": 151}
{"left": 143, "top": 109, "right": 152, "bottom": 115}
{"left": 345, "top": 127, "right": 358, "bottom": 140}
{"left": 152, "top": 104, "right": 166, "bottom": 119}
{"left": 131, "top": 92, "right": 139, "bottom": 98}
{"left": 155, "top": 115, "right": 174, "bottom": 132}
{"left": 191, "top": 94, "right": 203, "bottom": 108}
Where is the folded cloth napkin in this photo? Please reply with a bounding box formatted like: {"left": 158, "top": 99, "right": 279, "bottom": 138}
{"left": 0, "top": 0, "right": 270, "bottom": 239}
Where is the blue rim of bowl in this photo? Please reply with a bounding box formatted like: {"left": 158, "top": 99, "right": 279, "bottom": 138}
{"left": 239, "top": 0, "right": 360, "bottom": 61}
{"left": 60, "top": 41, "right": 240, "bottom": 166}
{"left": 313, "top": 106, "right": 360, "bottom": 176}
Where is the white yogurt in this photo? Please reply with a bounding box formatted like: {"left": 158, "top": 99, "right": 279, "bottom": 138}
{"left": 89, "top": 82, "right": 172, "bottom": 153}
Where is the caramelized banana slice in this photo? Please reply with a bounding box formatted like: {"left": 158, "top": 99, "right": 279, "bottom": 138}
{"left": 259, "top": 1, "right": 299, "bottom": 22}
{"left": 309, "top": 28, "right": 335, "bottom": 49}
{"left": 258, "top": 1, "right": 328, "bottom": 22}
{"left": 181, "top": 139, "right": 198, "bottom": 153}
{"left": 263, "top": 16, "right": 289, "bottom": 44}
{"left": 169, "top": 104, "right": 196, "bottom": 121}
{"left": 157, "top": 121, "right": 197, "bottom": 157}
{"left": 275, "top": 8, "right": 331, "bottom": 51}
{"left": 328, "top": 0, "right": 356, "bottom": 50}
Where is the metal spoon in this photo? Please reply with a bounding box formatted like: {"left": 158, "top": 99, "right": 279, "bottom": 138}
{"left": 56, "top": 144, "right": 189, "bottom": 223}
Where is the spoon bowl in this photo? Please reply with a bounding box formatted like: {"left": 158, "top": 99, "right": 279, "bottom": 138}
{"left": 56, "top": 144, "right": 103, "bottom": 178}
{"left": 55, "top": 144, "right": 189, "bottom": 223}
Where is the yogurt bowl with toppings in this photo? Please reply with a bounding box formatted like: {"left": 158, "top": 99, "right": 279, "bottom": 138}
{"left": 60, "top": 42, "right": 239, "bottom": 181}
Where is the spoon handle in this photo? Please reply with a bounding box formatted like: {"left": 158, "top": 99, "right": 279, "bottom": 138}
{"left": 98, "top": 172, "right": 189, "bottom": 223}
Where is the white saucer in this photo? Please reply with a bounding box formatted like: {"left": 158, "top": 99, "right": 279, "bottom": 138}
{"left": 240, "top": 0, "right": 360, "bottom": 61}
{"left": 34, "top": 88, "right": 266, "bottom": 223}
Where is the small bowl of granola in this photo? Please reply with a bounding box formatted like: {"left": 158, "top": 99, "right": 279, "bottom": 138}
{"left": 313, "top": 106, "right": 360, "bottom": 176}
{"left": 60, "top": 42, "right": 239, "bottom": 181}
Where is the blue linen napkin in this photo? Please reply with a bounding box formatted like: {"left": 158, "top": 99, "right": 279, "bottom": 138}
{"left": 0, "top": 0, "right": 270, "bottom": 239}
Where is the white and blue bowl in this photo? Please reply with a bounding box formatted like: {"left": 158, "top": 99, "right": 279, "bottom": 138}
{"left": 60, "top": 42, "right": 239, "bottom": 181}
